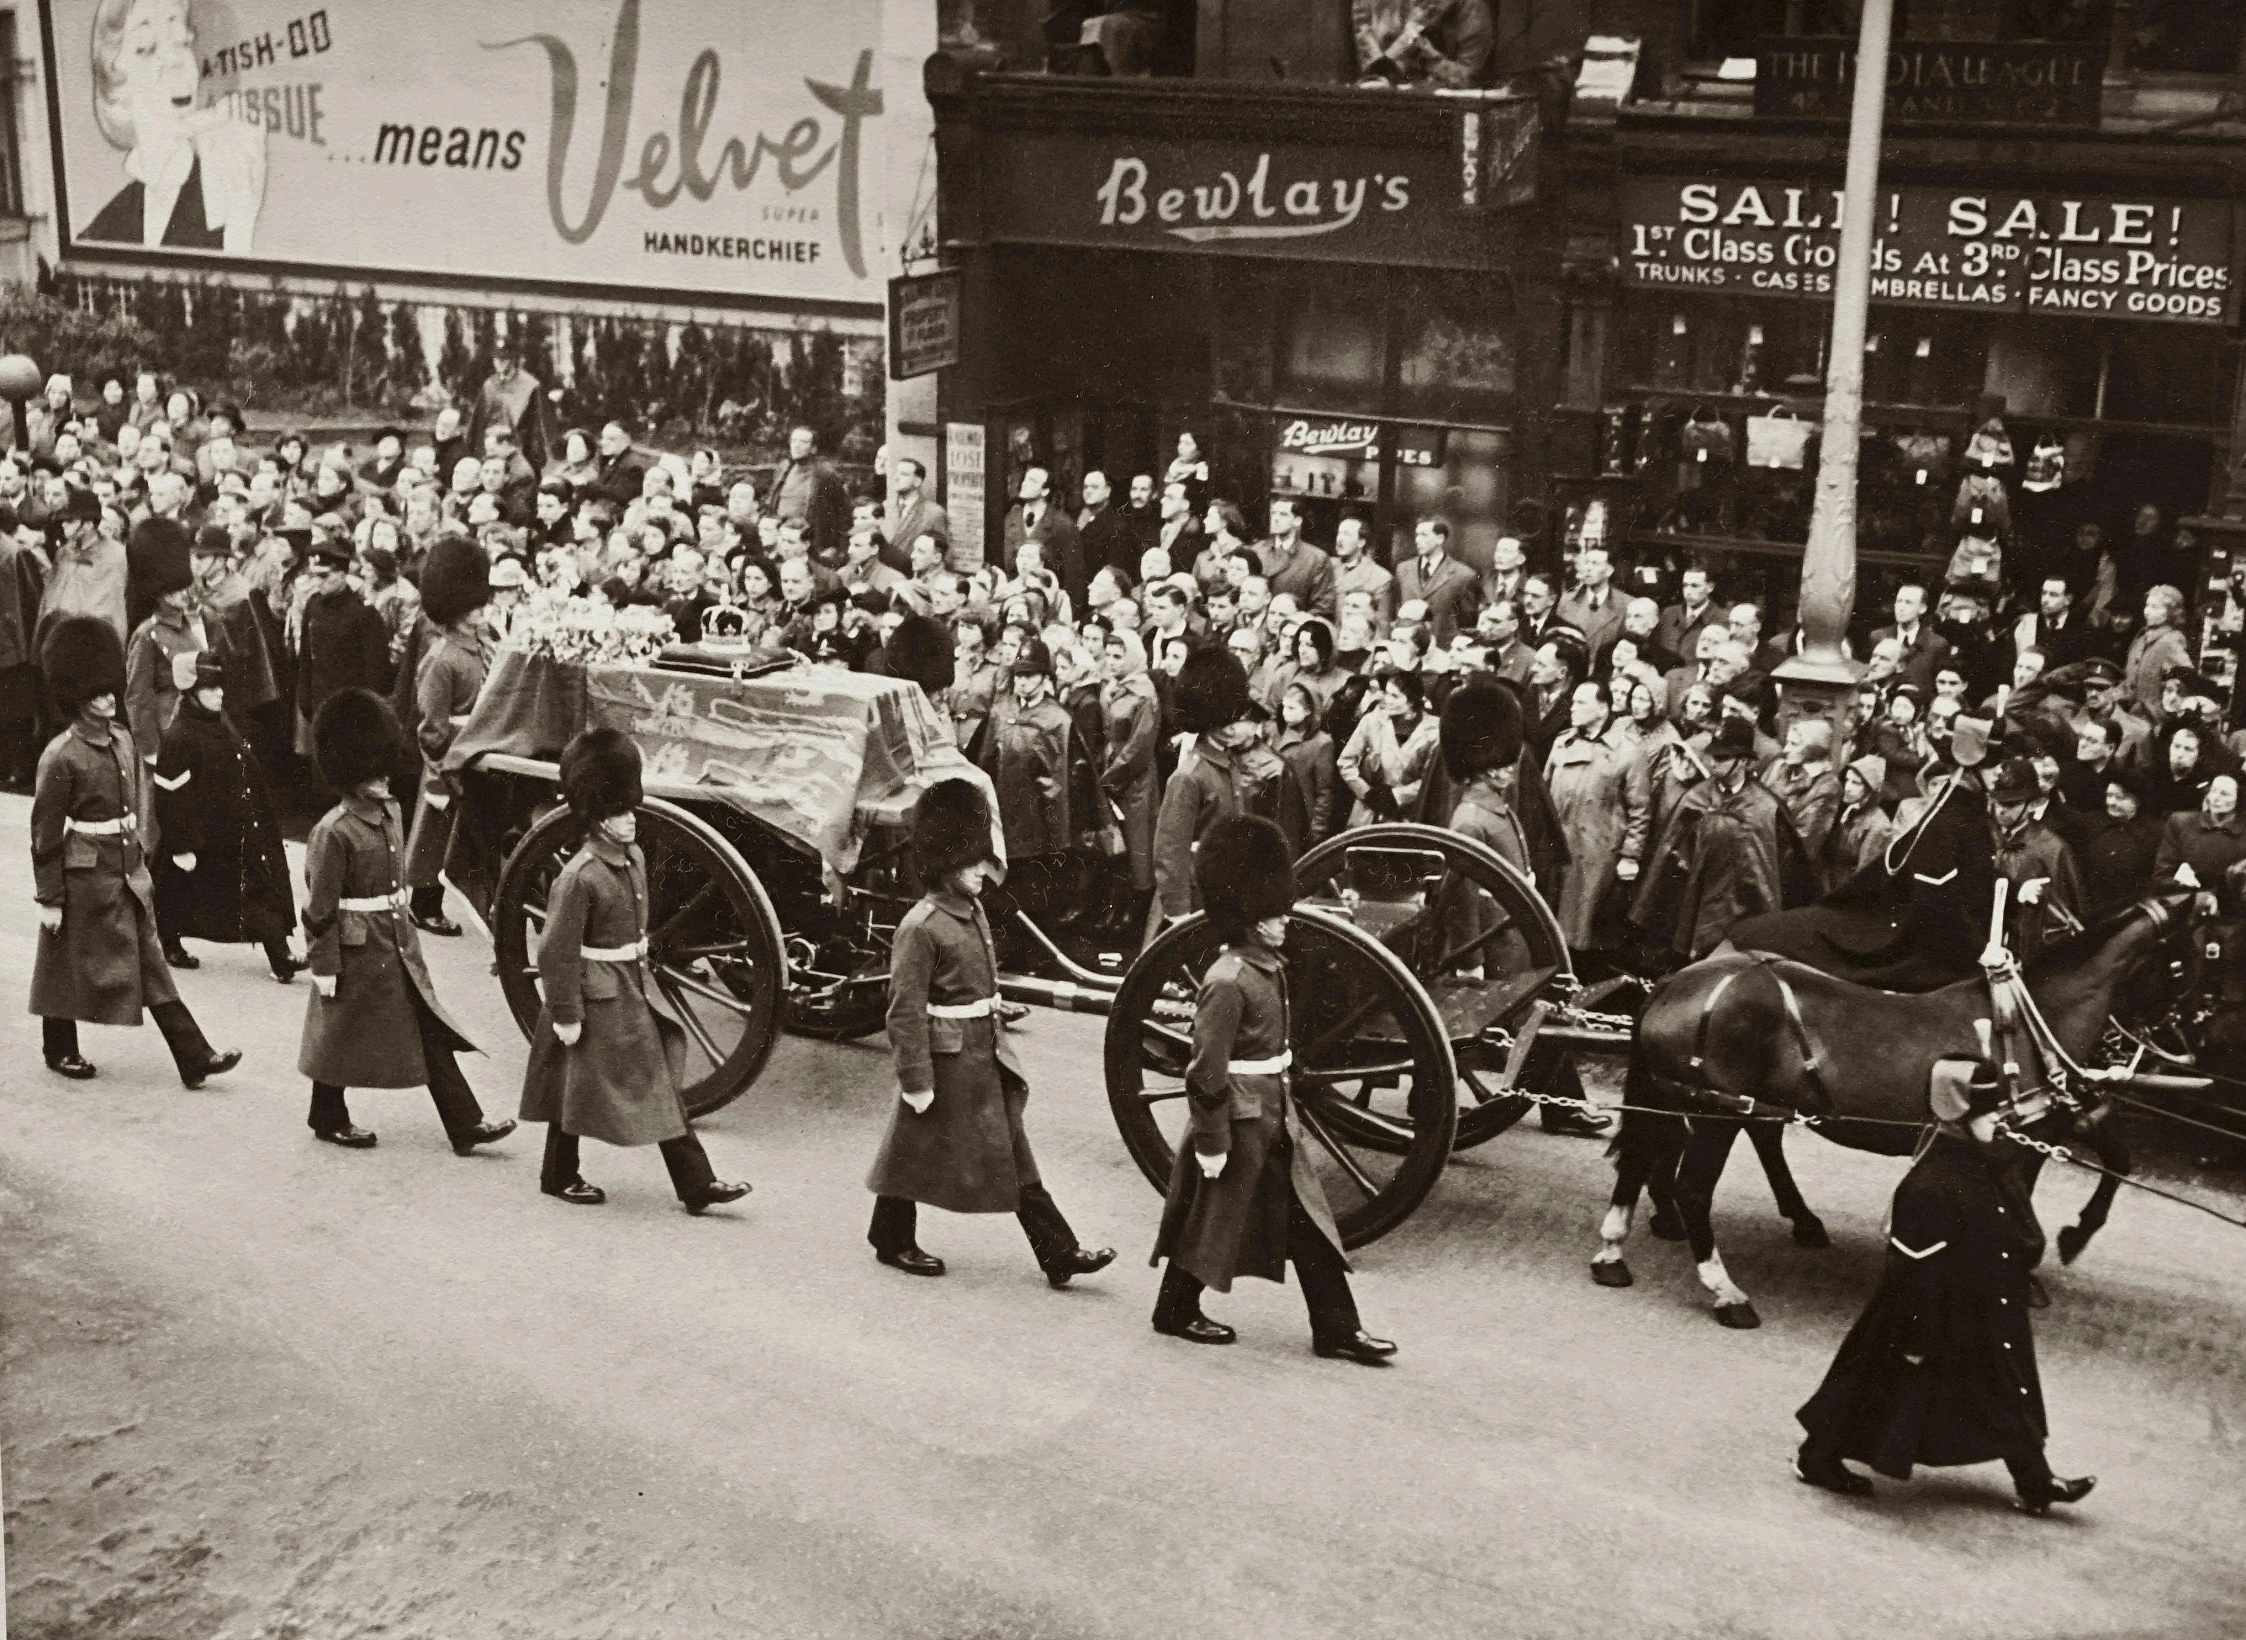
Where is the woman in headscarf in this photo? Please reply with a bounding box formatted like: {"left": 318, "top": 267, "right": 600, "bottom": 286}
{"left": 1274, "top": 679, "right": 1340, "bottom": 853}
{"left": 1339, "top": 671, "right": 1440, "bottom": 828}
{"left": 2148, "top": 722, "right": 2214, "bottom": 816}
{"left": 1614, "top": 667, "right": 1692, "bottom": 843}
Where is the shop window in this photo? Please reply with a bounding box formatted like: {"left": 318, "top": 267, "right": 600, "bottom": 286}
{"left": 2102, "top": 326, "right": 2227, "bottom": 426}
{"left": 1396, "top": 275, "right": 1517, "bottom": 420}
{"left": 1212, "top": 265, "right": 1279, "bottom": 406}
{"left": 2122, "top": 2, "right": 2246, "bottom": 74}
{"left": 1278, "top": 282, "right": 1386, "bottom": 411}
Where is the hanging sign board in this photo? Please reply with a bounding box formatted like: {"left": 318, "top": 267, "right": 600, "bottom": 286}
{"left": 1754, "top": 36, "right": 2106, "bottom": 127}
{"left": 944, "top": 421, "right": 986, "bottom": 550}
{"left": 888, "top": 270, "right": 961, "bottom": 380}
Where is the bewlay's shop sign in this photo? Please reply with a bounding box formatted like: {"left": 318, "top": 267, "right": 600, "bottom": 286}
{"left": 981, "top": 131, "right": 1507, "bottom": 267}
{"left": 1619, "top": 177, "right": 2239, "bottom": 326}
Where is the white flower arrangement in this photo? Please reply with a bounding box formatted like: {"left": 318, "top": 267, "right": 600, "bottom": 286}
{"left": 503, "top": 586, "right": 677, "bottom": 666}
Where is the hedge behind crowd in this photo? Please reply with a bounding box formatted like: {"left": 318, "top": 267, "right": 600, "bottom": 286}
{"left": 0, "top": 269, "right": 879, "bottom": 460}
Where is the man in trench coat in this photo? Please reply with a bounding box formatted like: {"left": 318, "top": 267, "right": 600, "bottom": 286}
{"left": 519, "top": 728, "right": 749, "bottom": 1213}
{"left": 1148, "top": 814, "right": 1394, "bottom": 1362}
{"left": 865, "top": 778, "right": 1115, "bottom": 1284}
{"left": 29, "top": 616, "right": 239, "bottom": 1085}
{"left": 296, "top": 687, "right": 514, "bottom": 1156}
{"left": 1796, "top": 1061, "right": 2095, "bottom": 1516}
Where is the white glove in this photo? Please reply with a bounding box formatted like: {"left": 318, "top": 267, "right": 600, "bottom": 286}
{"left": 37, "top": 904, "right": 62, "bottom": 934}
{"left": 312, "top": 973, "right": 338, "bottom": 999}
{"left": 901, "top": 1087, "right": 934, "bottom": 1115}
{"left": 169, "top": 649, "right": 203, "bottom": 692}
{"left": 423, "top": 790, "right": 451, "bottom": 811}
{"left": 2017, "top": 877, "right": 2047, "bottom": 906}
{"left": 173, "top": 852, "right": 198, "bottom": 873}
{"left": 1195, "top": 1148, "right": 1228, "bottom": 1180}
{"left": 2174, "top": 862, "right": 2202, "bottom": 888}
{"left": 1615, "top": 857, "right": 1640, "bottom": 882}
{"left": 553, "top": 1020, "right": 583, "bottom": 1046}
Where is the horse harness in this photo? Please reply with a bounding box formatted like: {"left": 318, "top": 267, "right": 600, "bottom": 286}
{"left": 1665, "top": 950, "right": 1838, "bottom": 1121}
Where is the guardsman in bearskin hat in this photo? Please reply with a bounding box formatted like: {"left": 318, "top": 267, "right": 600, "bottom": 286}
{"left": 864, "top": 777, "right": 1115, "bottom": 1284}
{"left": 879, "top": 611, "right": 956, "bottom": 725}
{"left": 1439, "top": 682, "right": 1611, "bottom": 1138}
{"left": 30, "top": 615, "right": 240, "bottom": 1085}
{"left": 122, "top": 516, "right": 208, "bottom": 788}
{"left": 1148, "top": 647, "right": 1268, "bottom": 943}
{"left": 1795, "top": 1061, "right": 2094, "bottom": 1516}
{"left": 298, "top": 687, "right": 515, "bottom": 1155}
{"left": 1149, "top": 815, "right": 1394, "bottom": 1362}
{"left": 152, "top": 651, "right": 300, "bottom": 982}
{"left": 519, "top": 728, "right": 751, "bottom": 1213}
{"left": 402, "top": 532, "right": 492, "bottom": 937}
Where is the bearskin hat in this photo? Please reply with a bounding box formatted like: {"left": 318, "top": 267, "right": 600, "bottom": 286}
{"left": 1173, "top": 646, "right": 1254, "bottom": 734}
{"left": 40, "top": 615, "right": 126, "bottom": 714}
{"left": 1441, "top": 681, "right": 1524, "bottom": 781}
{"left": 911, "top": 778, "right": 995, "bottom": 883}
{"left": 1198, "top": 814, "right": 1296, "bottom": 941}
{"left": 560, "top": 727, "right": 643, "bottom": 822}
{"left": 418, "top": 533, "right": 492, "bottom": 626}
{"left": 313, "top": 688, "right": 407, "bottom": 793}
{"left": 883, "top": 612, "right": 955, "bottom": 696}
{"left": 128, "top": 515, "right": 194, "bottom": 599}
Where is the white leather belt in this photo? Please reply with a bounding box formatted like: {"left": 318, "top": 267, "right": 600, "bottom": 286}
{"left": 581, "top": 939, "right": 649, "bottom": 963}
{"left": 927, "top": 998, "right": 995, "bottom": 1019}
{"left": 65, "top": 815, "right": 135, "bottom": 836}
{"left": 1229, "top": 1050, "right": 1292, "bottom": 1075}
{"left": 339, "top": 890, "right": 409, "bottom": 912}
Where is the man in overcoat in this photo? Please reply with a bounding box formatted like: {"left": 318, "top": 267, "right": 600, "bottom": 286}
{"left": 1632, "top": 717, "right": 1810, "bottom": 963}
{"left": 1149, "top": 814, "right": 1394, "bottom": 1362}
{"left": 403, "top": 534, "right": 493, "bottom": 936}
{"left": 123, "top": 518, "right": 208, "bottom": 782}
{"left": 864, "top": 779, "right": 1114, "bottom": 1284}
{"left": 152, "top": 653, "right": 299, "bottom": 981}
{"left": 29, "top": 616, "right": 239, "bottom": 1085}
{"left": 1986, "top": 756, "right": 2086, "bottom": 962}
{"left": 520, "top": 729, "right": 750, "bottom": 1212}
{"left": 296, "top": 687, "right": 515, "bottom": 1156}
{"left": 1796, "top": 1061, "right": 2096, "bottom": 1516}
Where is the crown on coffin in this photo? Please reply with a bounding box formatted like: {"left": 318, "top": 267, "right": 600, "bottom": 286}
{"left": 700, "top": 600, "right": 753, "bottom": 649}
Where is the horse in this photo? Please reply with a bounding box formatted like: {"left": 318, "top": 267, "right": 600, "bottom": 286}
{"left": 1590, "top": 891, "right": 2186, "bottom": 1327}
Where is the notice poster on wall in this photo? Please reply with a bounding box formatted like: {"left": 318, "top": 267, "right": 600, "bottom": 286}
{"left": 1617, "top": 176, "right": 2238, "bottom": 326}
{"left": 944, "top": 421, "right": 985, "bottom": 549}
{"left": 40, "top": 0, "right": 886, "bottom": 308}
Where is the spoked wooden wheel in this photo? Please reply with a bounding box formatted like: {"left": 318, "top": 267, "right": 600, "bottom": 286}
{"left": 782, "top": 833, "right": 910, "bottom": 1042}
{"left": 1104, "top": 907, "right": 1457, "bottom": 1248}
{"left": 495, "top": 799, "right": 787, "bottom": 1117}
{"left": 1294, "top": 823, "right": 1576, "bottom": 1152}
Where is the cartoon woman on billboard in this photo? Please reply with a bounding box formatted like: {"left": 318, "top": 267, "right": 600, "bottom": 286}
{"left": 79, "top": 0, "right": 266, "bottom": 252}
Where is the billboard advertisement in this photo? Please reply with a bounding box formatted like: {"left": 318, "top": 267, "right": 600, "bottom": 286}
{"left": 39, "top": 0, "right": 888, "bottom": 310}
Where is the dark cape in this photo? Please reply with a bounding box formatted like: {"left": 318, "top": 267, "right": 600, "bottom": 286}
{"left": 1798, "top": 1132, "right": 2047, "bottom": 1478}
{"left": 1727, "top": 775, "right": 1996, "bottom": 991}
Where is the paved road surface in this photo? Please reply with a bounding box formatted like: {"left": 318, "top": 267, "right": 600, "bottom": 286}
{"left": 2, "top": 793, "right": 2242, "bottom": 1639}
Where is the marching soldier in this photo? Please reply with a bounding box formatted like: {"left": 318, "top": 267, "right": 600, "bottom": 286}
{"left": 865, "top": 778, "right": 1115, "bottom": 1285}
{"left": 30, "top": 616, "right": 240, "bottom": 1086}
{"left": 1149, "top": 814, "right": 1394, "bottom": 1362}
{"left": 1795, "top": 1061, "right": 2095, "bottom": 1517}
{"left": 403, "top": 533, "right": 492, "bottom": 936}
{"left": 152, "top": 652, "right": 300, "bottom": 982}
{"left": 519, "top": 728, "right": 751, "bottom": 1214}
{"left": 1440, "top": 680, "right": 1609, "bottom": 1137}
{"left": 297, "top": 687, "right": 515, "bottom": 1156}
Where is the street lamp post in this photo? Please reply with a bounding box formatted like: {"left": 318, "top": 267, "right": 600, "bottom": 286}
{"left": 0, "top": 354, "right": 41, "bottom": 453}
{"left": 1772, "top": 0, "right": 1897, "bottom": 740}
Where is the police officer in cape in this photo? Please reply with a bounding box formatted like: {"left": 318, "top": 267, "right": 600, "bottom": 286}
{"left": 1795, "top": 1060, "right": 2095, "bottom": 1517}
{"left": 151, "top": 651, "right": 301, "bottom": 983}
{"left": 865, "top": 777, "right": 1116, "bottom": 1285}
{"left": 519, "top": 727, "right": 751, "bottom": 1214}
{"left": 1149, "top": 814, "right": 1395, "bottom": 1362}
{"left": 30, "top": 615, "right": 241, "bottom": 1086}
{"left": 297, "top": 687, "right": 515, "bottom": 1156}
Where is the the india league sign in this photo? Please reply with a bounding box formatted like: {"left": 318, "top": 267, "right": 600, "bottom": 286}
{"left": 39, "top": 0, "right": 887, "bottom": 308}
